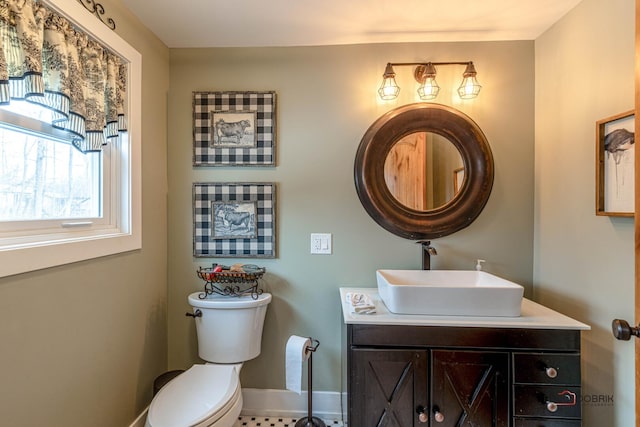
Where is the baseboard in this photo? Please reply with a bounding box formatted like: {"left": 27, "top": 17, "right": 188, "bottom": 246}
{"left": 131, "top": 389, "right": 346, "bottom": 425}
{"left": 241, "top": 388, "right": 346, "bottom": 420}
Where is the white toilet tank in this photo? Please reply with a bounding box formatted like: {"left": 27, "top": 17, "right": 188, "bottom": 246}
{"left": 188, "top": 292, "right": 272, "bottom": 363}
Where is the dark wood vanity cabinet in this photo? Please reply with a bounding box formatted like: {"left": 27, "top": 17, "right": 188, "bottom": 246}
{"left": 347, "top": 324, "right": 582, "bottom": 427}
{"left": 431, "top": 349, "right": 510, "bottom": 427}
{"left": 351, "top": 349, "right": 428, "bottom": 426}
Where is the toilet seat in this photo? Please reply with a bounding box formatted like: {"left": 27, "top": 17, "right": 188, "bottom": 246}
{"left": 147, "top": 364, "right": 241, "bottom": 427}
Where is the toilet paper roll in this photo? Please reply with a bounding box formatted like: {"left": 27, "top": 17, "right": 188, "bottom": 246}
{"left": 285, "top": 335, "right": 311, "bottom": 394}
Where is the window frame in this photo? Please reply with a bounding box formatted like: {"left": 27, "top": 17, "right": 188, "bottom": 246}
{"left": 0, "top": 0, "right": 142, "bottom": 277}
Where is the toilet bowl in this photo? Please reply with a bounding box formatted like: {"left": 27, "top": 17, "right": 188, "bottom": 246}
{"left": 145, "top": 364, "right": 242, "bottom": 427}
{"left": 146, "top": 292, "right": 271, "bottom": 427}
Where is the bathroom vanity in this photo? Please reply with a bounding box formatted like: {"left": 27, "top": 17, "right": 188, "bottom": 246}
{"left": 340, "top": 288, "right": 590, "bottom": 427}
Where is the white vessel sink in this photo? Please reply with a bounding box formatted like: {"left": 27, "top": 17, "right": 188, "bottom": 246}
{"left": 376, "top": 269, "right": 524, "bottom": 317}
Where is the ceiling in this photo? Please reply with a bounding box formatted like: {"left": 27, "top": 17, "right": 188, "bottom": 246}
{"left": 121, "top": 0, "right": 583, "bottom": 48}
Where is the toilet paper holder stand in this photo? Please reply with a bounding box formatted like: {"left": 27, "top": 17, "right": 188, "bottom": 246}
{"left": 296, "top": 338, "right": 326, "bottom": 427}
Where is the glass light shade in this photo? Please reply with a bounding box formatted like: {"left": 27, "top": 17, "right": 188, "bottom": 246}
{"left": 417, "top": 76, "right": 440, "bottom": 100}
{"left": 378, "top": 76, "right": 400, "bottom": 100}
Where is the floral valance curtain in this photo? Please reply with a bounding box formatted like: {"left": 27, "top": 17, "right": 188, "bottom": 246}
{"left": 0, "top": 0, "right": 127, "bottom": 152}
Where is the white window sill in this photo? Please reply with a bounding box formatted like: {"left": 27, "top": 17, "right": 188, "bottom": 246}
{"left": 0, "top": 228, "right": 141, "bottom": 277}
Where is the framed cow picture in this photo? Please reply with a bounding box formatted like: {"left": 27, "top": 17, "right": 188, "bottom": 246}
{"left": 193, "top": 91, "right": 276, "bottom": 166}
{"left": 193, "top": 182, "right": 276, "bottom": 258}
{"left": 212, "top": 201, "right": 257, "bottom": 239}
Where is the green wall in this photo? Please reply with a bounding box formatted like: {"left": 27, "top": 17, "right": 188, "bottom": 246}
{"left": 0, "top": 1, "right": 170, "bottom": 426}
{"left": 167, "top": 41, "right": 535, "bottom": 391}
{"left": 535, "top": 0, "right": 635, "bottom": 425}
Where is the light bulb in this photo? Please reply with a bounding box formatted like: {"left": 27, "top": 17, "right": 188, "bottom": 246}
{"left": 378, "top": 77, "right": 399, "bottom": 100}
{"left": 417, "top": 76, "right": 440, "bottom": 100}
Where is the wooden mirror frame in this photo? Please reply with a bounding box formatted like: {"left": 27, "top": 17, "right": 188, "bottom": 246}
{"left": 354, "top": 103, "right": 494, "bottom": 240}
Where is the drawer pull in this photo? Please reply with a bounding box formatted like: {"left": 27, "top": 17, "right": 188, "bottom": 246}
{"left": 546, "top": 389, "right": 577, "bottom": 413}
{"left": 545, "top": 366, "right": 558, "bottom": 378}
{"left": 433, "top": 409, "right": 445, "bottom": 423}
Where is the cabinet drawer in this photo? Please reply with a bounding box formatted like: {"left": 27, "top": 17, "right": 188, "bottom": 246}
{"left": 514, "top": 353, "right": 581, "bottom": 385}
{"left": 350, "top": 324, "right": 581, "bottom": 350}
{"left": 514, "top": 419, "right": 582, "bottom": 427}
{"left": 514, "top": 385, "right": 581, "bottom": 418}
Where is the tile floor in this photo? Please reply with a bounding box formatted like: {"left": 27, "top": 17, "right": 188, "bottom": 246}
{"left": 235, "top": 416, "right": 344, "bottom": 427}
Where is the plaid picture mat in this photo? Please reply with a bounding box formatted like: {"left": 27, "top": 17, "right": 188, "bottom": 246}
{"left": 193, "top": 182, "right": 276, "bottom": 258}
{"left": 193, "top": 91, "right": 276, "bottom": 166}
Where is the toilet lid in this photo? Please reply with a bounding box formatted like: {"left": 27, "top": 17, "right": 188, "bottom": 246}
{"left": 148, "top": 364, "right": 240, "bottom": 427}
{"left": 189, "top": 292, "right": 272, "bottom": 309}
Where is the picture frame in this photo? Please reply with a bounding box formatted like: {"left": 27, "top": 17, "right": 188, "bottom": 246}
{"left": 193, "top": 91, "right": 276, "bottom": 166}
{"left": 193, "top": 182, "right": 276, "bottom": 258}
{"left": 596, "top": 110, "right": 635, "bottom": 217}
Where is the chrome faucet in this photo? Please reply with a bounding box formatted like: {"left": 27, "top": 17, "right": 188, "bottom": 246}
{"left": 417, "top": 240, "right": 437, "bottom": 270}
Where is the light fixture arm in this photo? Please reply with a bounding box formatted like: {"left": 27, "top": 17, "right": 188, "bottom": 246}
{"left": 387, "top": 61, "right": 474, "bottom": 83}
{"left": 387, "top": 61, "right": 473, "bottom": 67}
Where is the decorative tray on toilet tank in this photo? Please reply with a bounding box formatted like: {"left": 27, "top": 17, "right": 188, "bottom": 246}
{"left": 197, "top": 264, "right": 265, "bottom": 299}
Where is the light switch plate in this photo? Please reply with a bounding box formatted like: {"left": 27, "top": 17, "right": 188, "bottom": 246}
{"left": 310, "top": 233, "right": 332, "bottom": 254}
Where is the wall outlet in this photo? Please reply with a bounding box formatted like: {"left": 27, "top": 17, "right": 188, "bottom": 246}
{"left": 310, "top": 233, "right": 332, "bottom": 255}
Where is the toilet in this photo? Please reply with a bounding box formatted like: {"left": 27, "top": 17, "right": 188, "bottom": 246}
{"left": 146, "top": 291, "right": 272, "bottom": 427}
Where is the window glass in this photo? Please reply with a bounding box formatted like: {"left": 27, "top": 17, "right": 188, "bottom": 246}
{"left": 0, "top": 122, "right": 101, "bottom": 222}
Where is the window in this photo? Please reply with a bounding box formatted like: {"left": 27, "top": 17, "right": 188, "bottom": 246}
{"left": 0, "top": 0, "right": 141, "bottom": 277}
{"left": 0, "top": 108, "right": 101, "bottom": 222}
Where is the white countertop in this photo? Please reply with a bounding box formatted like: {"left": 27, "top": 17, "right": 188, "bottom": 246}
{"left": 340, "top": 287, "right": 590, "bottom": 330}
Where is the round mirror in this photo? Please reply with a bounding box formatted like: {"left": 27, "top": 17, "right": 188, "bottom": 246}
{"left": 354, "top": 103, "right": 493, "bottom": 240}
{"left": 384, "top": 131, "right": 464, "bottom": 211}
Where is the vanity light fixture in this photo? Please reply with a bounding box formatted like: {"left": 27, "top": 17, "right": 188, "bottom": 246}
{"left": 457, "top": 62, "right": 481, "bottom": 99}
{"left": 378, "top": 61, "right": 481, "bottom": 101}
{"left": 415, "top": 63, "right": 440, "bottom": 100}
{"left": 378, "top": 63, "right": 401, "bottom": 100}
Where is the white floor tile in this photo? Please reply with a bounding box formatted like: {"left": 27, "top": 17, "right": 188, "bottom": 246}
{"left": 234, "top": 416, "right": 344, "bottom": 427}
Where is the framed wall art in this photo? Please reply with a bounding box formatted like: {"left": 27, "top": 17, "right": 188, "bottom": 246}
{"left": 596, "top": 110, "right": 635, "bottom": 217}
{"left": 193, "top": 91, "right": 276, "bottom": 166}
{"left": 193, "top": 182, "right": 276, "bottom": 258}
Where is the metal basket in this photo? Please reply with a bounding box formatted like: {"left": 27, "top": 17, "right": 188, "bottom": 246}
{"left": 196, "top": 264, "right": 266, "bottom": 299}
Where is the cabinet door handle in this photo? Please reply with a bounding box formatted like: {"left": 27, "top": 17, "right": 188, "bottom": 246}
{"left": 433, "top": 407, "right": 445, "bottom": 423}
{"left": 415, "top": 406, "right": 428, "bottom": 423}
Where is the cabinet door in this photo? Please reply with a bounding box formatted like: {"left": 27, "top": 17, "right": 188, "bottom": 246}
{"left": 432, "top": 350, "right": 509, "bottom": 427}
{"left": 350, "top": 349, "right": 428, "bottom": 427}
